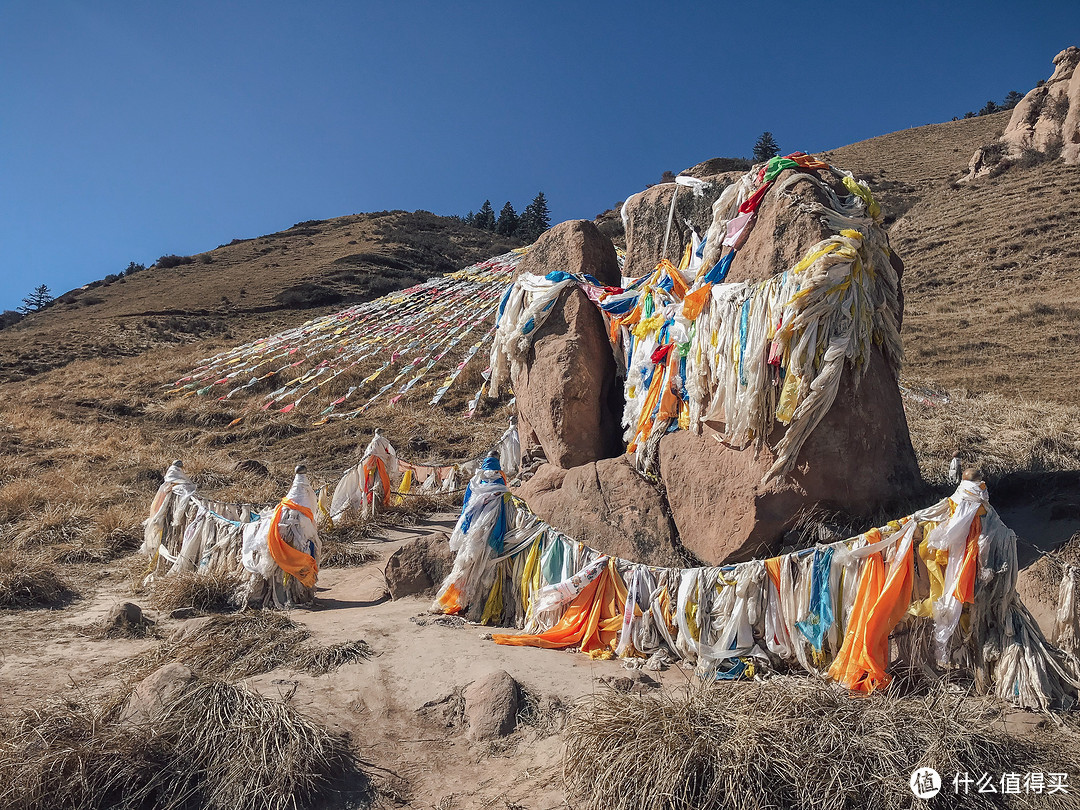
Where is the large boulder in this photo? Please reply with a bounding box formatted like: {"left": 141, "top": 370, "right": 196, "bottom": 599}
{"left": 512, "top": 221, "right": 624, "bottom": 470}
{"left": 659, "top": 345, "right": 925, "bottom": 563}
{"left": 516, "top": 456, "right": 685, "bottom": 567}
{"left": 515, "top": 219, "right": 621, "bottom": 286}
{"left": 514, "top": 289, "right": 623, "bottom": 470}
{"left": 653, "top": 168, "right": 922, "bottom": 563}
{"left": 384, "top": 531, "right": 454, "bottom": 599}
{"left": 621, "top": 172, "right": 741, "bottom": 279}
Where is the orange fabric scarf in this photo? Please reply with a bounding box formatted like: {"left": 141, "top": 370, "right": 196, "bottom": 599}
{"left": 267, "top": 499, "right": 318, "bottom": 588}
{"left": 492, "top": 559, "right": 628, "bottom": 657}
{"left": 828, "top": 531, "right": 914, "bottom": 693}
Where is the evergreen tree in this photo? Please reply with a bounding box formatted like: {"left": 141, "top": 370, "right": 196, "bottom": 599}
{"left": 659, "top": 170, "right": 676, "bottom": 184}
{"left": 464, "top": 210, "right": 475, "bottom": 226}
{"left": 496, "top": 201, "right": 519, "bottom": 236}
{"left": 518, "top": 191, "right": 551, "bottom": 242}
{"left": 1003, "top": 90, "right": 1025, "bottom": 110}
{"left": 475, "top": 200, "right": 496, "bottom": 231}
{"left": 18, "top": 284, "right": 53, "bottom": 314}
{"left": 125, "top": 261, "right": 147, "bottom": 275}
{"left": 753, "top": 131, "right": 781, "bottom": 162}
{"left": 978, "top": 100, "right": 999, "bottom": 116}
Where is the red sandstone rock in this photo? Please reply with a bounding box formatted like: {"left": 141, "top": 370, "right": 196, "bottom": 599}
{"left": 516, "top": 457, "right": 685, "bottom": 567}
{"left": 510, "top": 220, "right": 623, "bottom": 469}
{"left": 515, "top": 219, "right": 621, "bottom": 286}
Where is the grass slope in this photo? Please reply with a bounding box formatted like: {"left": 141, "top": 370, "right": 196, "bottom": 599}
{"left": 0, "top": 210, "right": 518, "bottom": 383}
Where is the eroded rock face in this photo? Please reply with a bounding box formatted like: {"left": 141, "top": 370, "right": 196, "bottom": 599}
{"left": 1003, "top": 47, "right": 1080, "bottom": 164}
{"left": 968, "top": 46, "right": 1080, "bottom": 179}
{"left": 513, "top": 239, "right": 624, "bottom": 468}
{"left": 384, "top": 531, "right": 454, "bottom": 599}
{"left": 516, "top": 456, "right": 685, "bottom": 567}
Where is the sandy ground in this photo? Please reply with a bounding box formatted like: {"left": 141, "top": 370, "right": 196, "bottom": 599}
{"left": 1, "top": 501, "right": 1074, "bottom": 809}
{"left": 0, "top": 516, "right": 684, "bottom": 809}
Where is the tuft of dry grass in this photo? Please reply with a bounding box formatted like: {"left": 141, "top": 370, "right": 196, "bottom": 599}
{"left": 148, "top": 570, "right": 245, "bottom": 613}
{"left": 904, "top": 388, "right": 1080, "bottom": 486}
{"left": 0, "top": 551, "right": 77, "bottom": 609}
{"left": 0, "top": 675, "right": 371, "bottom": 810}
{"left": 134, "top": 613, "right": 372, "bottom": 680}
{"left": 564, "top": 679, "right": 1080, "bottom": 810}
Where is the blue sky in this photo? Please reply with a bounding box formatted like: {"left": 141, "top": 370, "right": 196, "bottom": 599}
{"left": 0, "top": 1, "right": 1074, "bottom": 311}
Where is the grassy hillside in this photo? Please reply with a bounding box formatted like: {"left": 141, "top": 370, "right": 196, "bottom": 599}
{"left": 822, "top": 111, "right": 1080, "bottom": 402}
{"left": 0, "top": 211, "right": 519, "bottom": 383}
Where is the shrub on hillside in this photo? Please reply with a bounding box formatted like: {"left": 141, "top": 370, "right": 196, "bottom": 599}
{"left": 156, "top": 254, "right": 194, "bottom": 269}
{"left": 0, "top": 310, "right": 22, "bottom": 330}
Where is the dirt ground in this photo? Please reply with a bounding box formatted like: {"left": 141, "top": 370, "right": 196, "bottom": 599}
{"left": 1, "top": 514, "right": 697, "bottom": 809}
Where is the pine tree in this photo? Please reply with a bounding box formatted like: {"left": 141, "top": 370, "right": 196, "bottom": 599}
{"left": 475, "top": 200, "right": 496, "bottom": 231}
{"left": 753, "top": 132, "right": 781, "bottom": 162}
{"left": 464, "top": 210, "right": 475, "bottom": 226}
{"left": 519, "top": 191, "right": 551, "bottom": 242}
{"left": 978, "top": 100, "right": 999, "bottom": 116}
{"left": 17, "top": 284, "right": 53, "bottom": 314}
{"left": 1003, "top": 90, "right": 1024, "bottom": 110}
{"left": 496, "top": 201, "right": 519, "bottom": 236}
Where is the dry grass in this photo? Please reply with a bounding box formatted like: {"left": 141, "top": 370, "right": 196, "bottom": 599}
{"left": 0, "top": 551, "right": 77, "bottom": 609}
{"left": 564, "top": 679, "right": 1080, "bottom": 810}
{"left": 148, "top": 570, "right": 245, "bottom": 612}
{"left": 0, "top": 676, "right": 370, "bottom": 810}
{"left": 903, "top": 388, "right": 1080, "bottom": 485}
{"left": 134, "top": 612, "right": 372, "bottom": 680}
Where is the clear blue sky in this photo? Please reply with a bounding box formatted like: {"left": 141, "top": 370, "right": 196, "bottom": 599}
{"left": 0, "top": 1, "right": 1074, "bottom": 311}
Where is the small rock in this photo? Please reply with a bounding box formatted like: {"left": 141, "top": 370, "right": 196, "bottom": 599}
{"left": 384, "top": 532, "right": 454, "bottom": 599}
{"left": 599, "top": 671, "right": 659, "bottom": 694}
{"left": 169, "top": 607, "right": 198, "bottom": 620}
{"left": 106, "top": 601, "right": 145, "bottom": 630}
{"left": 463, "top": 670, "right": 521, "bottom": 741}
{"left": 120, "top": 662, "right": 195, "bottom": 726}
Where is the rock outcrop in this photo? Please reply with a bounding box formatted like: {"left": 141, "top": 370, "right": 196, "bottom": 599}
{"left": 512, "top": 221, "right": 624, "bottom": 469}
{"left": 512, "top": 161, "right": 924, "bottom": 565}
{"left": 516, "top": 456, "right": 686, "bottom": 567}
{"left": 967, "top": 46, "right": 1080, "bottom": 179}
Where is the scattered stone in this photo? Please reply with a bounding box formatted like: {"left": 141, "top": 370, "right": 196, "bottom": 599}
{"left": 384, "top": 532, "right": 454, "bottom": 599}
{"left": 463, "top": 670, "right": 521, "bottom": 742}
{"left": 120, "top": 662, "right": 195, "bottom": 726}
{"left": 105, "top": 601, "right": 149, "bottom": 634}
{"left": 599, "top": 671, "right": 660, "bottom": 694}
{"left": 169, "top": 606, "right": 198, "bottom": 620}
{"left": 168, "top": 616, "right": 214, "bottom": 645}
